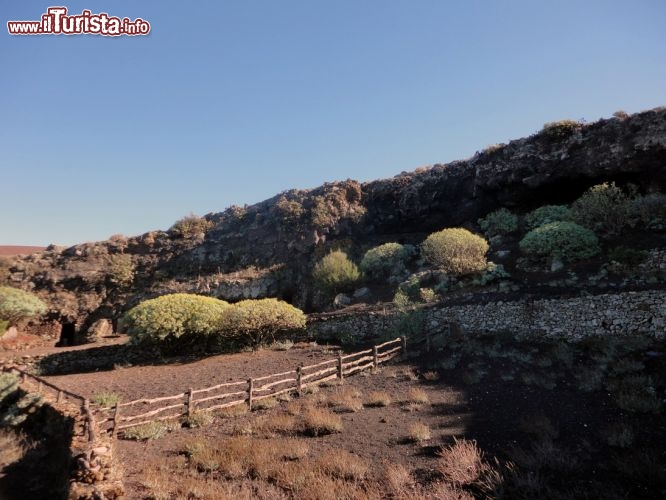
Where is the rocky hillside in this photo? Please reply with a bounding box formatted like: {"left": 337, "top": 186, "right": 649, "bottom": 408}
{"left": 2, "top": 107, "right": 665, "bottom": 341}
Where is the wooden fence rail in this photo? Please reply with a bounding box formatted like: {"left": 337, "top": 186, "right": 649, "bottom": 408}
{"left": 95, "top": 336, "right": 408, "bottom": 436}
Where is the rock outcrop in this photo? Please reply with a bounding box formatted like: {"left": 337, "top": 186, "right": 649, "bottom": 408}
{"left": 2, "top": 107, "right": 666, "bottom": 339}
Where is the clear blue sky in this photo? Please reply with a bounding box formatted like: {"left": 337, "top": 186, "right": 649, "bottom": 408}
{"left": 2, "top": 1, "right": 665, "bottom": 246}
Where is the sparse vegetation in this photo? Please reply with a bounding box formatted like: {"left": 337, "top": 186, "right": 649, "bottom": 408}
{"left": 407, "top": 422, "right": 431, "bottom": 442}
{"left": 169, "top": 213, "right": 214, "bottom": 239}
{"left": 365, "top": 391, "right": 391, "bottom": 407}
{"left": 106, "top": 253, "right": 134, "bottom": 285}
{"left": 421, "top": 228, "right": 489, "bottom": 275}
{"left": 541, "top": 119, "right": 582, "bottom": 139}
{"left": 90, "top": 391, "right": 119, "bottom": 408}
{"left": 122, "top": 421, "right": 175, "bottom": 441}
{"left": 437, "top": 438, "right": 486, "bottom": 486}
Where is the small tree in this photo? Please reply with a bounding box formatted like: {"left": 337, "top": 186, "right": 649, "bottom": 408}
{"left": 421, "top": 228, "right": 489, "bottom": 275}
{"left": 0, "top": 286, "right": 47, "bottom": 330}
{"left": 106, "top": 253, "right": 135, "bottom": 285}
{"left": 123, "top": 293, "right": 229, "bottom": 350}
{"left": 216, "top": 298, "right": 306, "bottom": 348}
{"left": 312, "top": 250, "right": 361, "bottom": 294}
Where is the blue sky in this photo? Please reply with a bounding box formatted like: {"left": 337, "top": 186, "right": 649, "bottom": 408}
{"left": 2, "top": 1, "right": 665, "bottom": 246}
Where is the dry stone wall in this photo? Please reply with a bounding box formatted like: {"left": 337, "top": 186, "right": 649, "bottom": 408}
{"left": 309, "top": 290, "right": 666, "bottom": 342}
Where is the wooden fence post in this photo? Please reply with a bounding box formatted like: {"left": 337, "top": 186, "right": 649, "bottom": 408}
{"left": 37, "top": 380, "right": 43, "bottom": 394}
{"left": 373, "top": 345, "right": 379, "bottom": 368}
{"left": 112, "top": 401, "right": 121, "bottom": 438}
{"left": 82, "top": 399, "right": 96, "bottom": 443}
{"left": 57, "top": 390, "right": 63, "bottom": 403}
{"left": 187, "top": 388, "right": 195, "bottom": 417}
{"left": 247, "top": 378, "right": 254, "bottom": 410}
{"left": 296, "top": 366, "right": 303, "bottom": 397}
{"left": 401, "top": 336, "right": 407, "bottom": 355}
{"left": 337, "top": 352, "right": 344, "bottom": 382}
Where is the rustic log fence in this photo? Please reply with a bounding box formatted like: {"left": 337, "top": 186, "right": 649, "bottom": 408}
{"left": 94, "top": 336, "right": 408, "bottom": 437}
{"left": 1, "top": 364, "right": 98, "bottom": 443}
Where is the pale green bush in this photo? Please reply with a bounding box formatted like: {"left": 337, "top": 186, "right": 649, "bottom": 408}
{"left": 360, "top": 243, "right": 415, "bottom": 278}
{"left": 478, "top": 208, "right": 518, "bottom": 237}
{"left": 570, "top": 182, "right": 631, "bottom": 236}
{"left": 123, "top": 293, "right": 229, "bottom": 347}
{"left": 216, "top": 298, "right": 306, "bottom": 348}
{"left": 312, "top": 250, "right": 361, "bottom": 294}
{"left": 421, "top": 228, "right": 489, "bottom": 275}
{"left": 106, "top": 253, "right": 134, "bottom": 285}
{"left": 519, "top": 221, "right": 600, "bottom": 262}
{"left": 0, "top": 286, "right": 47, "bottom": 327}
{"left": 525, "top": 205, "right": 571, "bottom": 230}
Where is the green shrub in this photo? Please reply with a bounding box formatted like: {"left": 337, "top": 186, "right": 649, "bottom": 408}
{"left": 169, "top": 214, "right": 214, "bottom": 239}
{"left": 216, "top": 298, "right": 306, "bottom": 348}
{"left": 525, "top": 205, "right": 571, "bottom": 229}
{"left": 570, "top": 182, "right": 631, "bottom": 236}
{"left": 91, "top": 392, "right": 120, "bottom": 408}
{"left": 312, "top": 250, "right": 361, "bottom": 294}
{"left": 541, "top": 119, "right": 582, "bottom": 139}
{"left": 477, "top": 262, "right": 510, "bottom": 285}
{"left": 477, "top": 208, "right": 518, "bottom": 237}
{"left": 0, "top": 287, "right": 47, "bottom": 327}
{"left": 360, "top": 243, "right": 415, "bottom": 279}
{"left": 629, "top": 193, "right": 666, "bottom": 230}
{"left": 519, "top": 221, "right": 600, "bottom": 262}
{"left": 123, "top": 293, "right": 229, "bottom": 347}
{"left": 421, "top": 228, "right": 489, "bottom": 275}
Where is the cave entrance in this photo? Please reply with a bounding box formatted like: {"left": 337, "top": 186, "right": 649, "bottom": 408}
{"left": 59, "top": 322, "right": 76, "bottom": 347}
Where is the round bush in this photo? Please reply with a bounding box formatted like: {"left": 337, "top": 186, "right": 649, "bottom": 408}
{"left": 477, "top": 208, "right": 518, "bottom": 237}
{"left": 519, "top": 221, "right": 600, "bottom": 262}
{"left": 525, "top": 205, "right": 571, "bottom": 230}
{"left": 123, "top": 293, "right": 229, "bottom": 346}
{"left": 312, "top": 250, "right": 361, "bottom": 294}
{"left": 421, "top": 228, "right": 489, "bottom": 275}
{"left": 0, "top": 286, "right": 47, "bottom": 327}
{"left": 360, "top": 243, "right": 415, "bottom": 278}
{"left": 217, "top": 298, "right": 306, "bottom": 348}
{"left": 570, "top": 182, "right": 631, "bottom": 237}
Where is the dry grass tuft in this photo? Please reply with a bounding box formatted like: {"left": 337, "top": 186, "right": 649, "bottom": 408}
{"left": 382, "top": 461, "right": 413, "bottom": 497}
{"left": 327, "top": 386, "right": 363, "bottom": 413}
{"left": 302, "top": 407, "right": 343, "bottom": 436}
{"left": 422, "top": 370, "right": 440, "bottom": 381}
{"left": 253, "top": 413, "right": 299, "bottom": 436}
{"left": 365, "top": 391, "right": 392, "bottom": 407}
{"left": 215, "top": 403, "right": 248, "bottom": 418}
{"left": 122, "top": 421, "right": 176, "bottom": 441}
{"left": 182, "top": 410, "right": 214, "bottom": 428}
{"left": 315, "top": 449, "right": 369, "bottom": 480}
{"left": 437, "top": 438, "right": 486, "bottom": 486}
{"left": 253, "top": 397, "right": 280, "bottom": 411}
{"left": 407, "top": 422, "right": 432, "bottom": 442}
{"left": 405, "top": 387, "right": 430, "bottom": 405}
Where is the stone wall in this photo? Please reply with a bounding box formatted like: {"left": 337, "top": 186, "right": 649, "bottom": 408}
{"left": 308, "top": 290, "right": 666, "bottom": 342}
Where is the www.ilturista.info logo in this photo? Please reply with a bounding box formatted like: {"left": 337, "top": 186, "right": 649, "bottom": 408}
{"left": 7, "top": 7, "right": 150, "bottom": 36}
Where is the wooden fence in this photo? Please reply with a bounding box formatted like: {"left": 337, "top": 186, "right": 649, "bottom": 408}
{"left": 1, "top": 365, "right": 98, "bottom": 443}
{"left": 93, "top": 336, "right": 408, "bottom": 437}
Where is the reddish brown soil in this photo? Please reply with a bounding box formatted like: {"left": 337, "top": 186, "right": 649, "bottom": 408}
{"left": 0, "top": 246, "right": 45, "bottom": 256}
